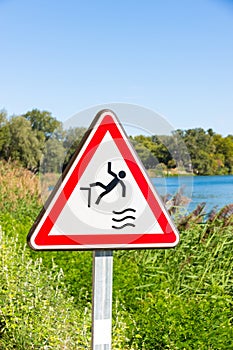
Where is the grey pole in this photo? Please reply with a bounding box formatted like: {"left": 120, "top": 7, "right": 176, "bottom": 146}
{"left": 92, "top": 250, "right": 113, "bottom": 350}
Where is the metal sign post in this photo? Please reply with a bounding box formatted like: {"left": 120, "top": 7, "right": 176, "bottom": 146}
{"left": 92, "top": 250, "right": 113, "bottom": 350}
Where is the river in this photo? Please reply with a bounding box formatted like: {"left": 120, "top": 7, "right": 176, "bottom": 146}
{"left": 152, "top": 175, "right": 233, "bottom": 213}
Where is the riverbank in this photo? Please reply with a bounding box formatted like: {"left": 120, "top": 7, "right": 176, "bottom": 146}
{"left": 147, "top": 167, "right": 193, "bottom": 177}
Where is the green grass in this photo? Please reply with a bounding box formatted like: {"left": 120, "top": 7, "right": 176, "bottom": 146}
{"left": 112, "top": 223, "right": 233, "bottom": 349}
{"left": 0, "top": 161, "right": 232, "bottom": 349}
{"left": 0, "top": 229, "right": 92, "bottom": 349}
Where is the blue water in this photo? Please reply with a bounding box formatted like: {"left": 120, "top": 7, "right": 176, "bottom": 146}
{"left": 152, "top": 175, "right": 233, "bottom": 213}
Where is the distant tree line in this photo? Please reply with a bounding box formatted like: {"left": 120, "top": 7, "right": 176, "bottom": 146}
{"left": 0, "top": 109, "right": 232, "bottom": 175}
{"left": 132, "top": 128, "right": 233, "bottom": 175}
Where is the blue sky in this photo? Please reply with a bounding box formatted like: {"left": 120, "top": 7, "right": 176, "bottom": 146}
{"left": 0, "top": 0, "right": 233, "bottom": 135}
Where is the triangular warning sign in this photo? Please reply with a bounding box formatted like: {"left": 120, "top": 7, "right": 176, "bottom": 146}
{"left": 28, "top": 110, "right": 179, "bottom": 250}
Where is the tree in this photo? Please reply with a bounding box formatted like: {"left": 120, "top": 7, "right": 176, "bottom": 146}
{"left": 132, "top": 136, "right": 159, "bottom": 169}
{"left": 151, "top": 136, "right": 172, "bottom": 166}
{"left": 22, "top": 109, "right": 63, "bottom": 141}
{"left": 183, "top": 128, "right": 215, "bottom": 175}
{"left": 3, "top": 116, "right": 42, "bottom": 170}
{"left": 40, "top": 138, "right": 66, "bottom": 174}
{"left": 0, "top": 110, "right": 10, "bottom": 157}
{"left": 1, "top": 107, "right": 232, "bottom": 176}
{"left": 167, "top": 130, "right": 192, "bottom": 171}
{"left": 62, "top": 127, "right": 86, "bottom": 170}
{"left": 0, "top": 109, "right": 7, "bottom": 127}
{"left": 21, "top": 109, "right": 65, "bottom": 171}
{"left": 213, "top": 134, "right": 233, "bottom": 173}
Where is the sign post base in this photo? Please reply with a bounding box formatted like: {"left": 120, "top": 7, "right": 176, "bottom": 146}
{"left": 92, "top": 250, "right": 113, "bottom": 350}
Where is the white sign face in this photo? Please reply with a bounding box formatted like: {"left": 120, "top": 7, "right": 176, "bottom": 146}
{"left": 28, "top": 110, "right": 179, "bottom": 250}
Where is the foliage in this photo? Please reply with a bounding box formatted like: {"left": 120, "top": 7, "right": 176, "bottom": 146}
{"left": 22, "top": 109, "right": 63, "bottom": 142}
{"left": 0, "top": 162, "right": 232, "bottom": 349}
{"left": 132, "top": 128, "right": 233, "bottom": 175}
{"left": 0, "top": 229, "right": 92, "bottom": 349}
{"left": 213, "top": 134, "right": 233, "bottom": 174}
{"left": 0, "top": 115, "right": 42, "bottom": 171}
{"left": 62, "top": 126, "right": 86, "bottom": 171}
{"left": 0, "top": 110, "right": 63, "bottom": 172}
{"left": 0, "top": 111, "right": 10, "bottom": 155}
{"left": 113, "top": 221, "right": 232, "bottom": 349}
{"left": 40, "top": 138, "right": 66, "bottom": 174}
{"left": 1, "top": 108, "right": 233, "bottom": 174}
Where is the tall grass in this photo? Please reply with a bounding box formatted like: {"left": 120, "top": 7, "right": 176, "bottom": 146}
{"left": 112, "top": 220, "right": 232, "bottom": 349}
{"left": 0, "top": 228, "right": 92, "bottom": 349}
{"left": 0, "top": 161, "right": 40, "bottom": 212}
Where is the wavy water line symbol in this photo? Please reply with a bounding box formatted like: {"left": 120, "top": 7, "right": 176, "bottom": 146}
{"left": 112, "top": 208, "right": 136, "bottom": 229}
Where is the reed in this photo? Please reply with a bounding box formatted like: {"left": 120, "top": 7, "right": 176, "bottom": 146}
{"left": 0, "top": 161, "right": 40, "bottom": 212}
